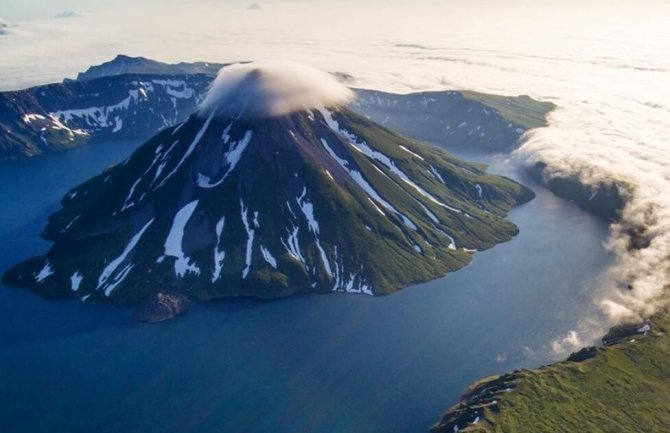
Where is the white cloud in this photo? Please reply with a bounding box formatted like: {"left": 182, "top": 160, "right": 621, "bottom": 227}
{"left": 551, "top": 330, "right": 584, "bottom": 355}
{"left": 199, "top": 62, "right": 354, "bottom": 118}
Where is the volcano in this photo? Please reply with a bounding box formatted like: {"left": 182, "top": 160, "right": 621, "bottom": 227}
{"left": 3, "top": 63, "right": 533, "bottom": 305}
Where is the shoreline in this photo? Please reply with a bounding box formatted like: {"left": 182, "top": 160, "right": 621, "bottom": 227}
{"left": 429, "top": 151, "right": 667, "bottom": 432}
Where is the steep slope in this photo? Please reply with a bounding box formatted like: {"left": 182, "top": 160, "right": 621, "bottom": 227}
{"left": 0, "top": 73, "right": 211, "bottom": 159}
{"left": 3, "top": 90, "right": 532, "bottom": 305}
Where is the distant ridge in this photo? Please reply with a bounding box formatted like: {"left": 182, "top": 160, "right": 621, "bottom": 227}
{"left": 0, "top": 56, "right": 554, "bottom": 161}
{"left": 76, "top": 55, "right": 228, "bottom": 81}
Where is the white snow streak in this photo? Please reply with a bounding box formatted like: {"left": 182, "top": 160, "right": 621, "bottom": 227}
{"left": 70, "top": 271, "right": 83, "bottom": 291}
{"left": 297, "top": 187, "right": 333, "bottom": 277}
{"left": 319, "top": 136, "right": 417, "bottom": 231}
{"left": 212, "top": 216, "right": 226, "bottom": 282}
{"left": 197, "top": 129, "right": 253, "bottom": 188}
{"left": 260, "top": 245, "right": 278, "bottom": 268}
{"left": 35, "top": 261, "right": 54, "bottom": 283}
{"left": 98, "top": 218, "right": 154, "bottom": 296}
{"left": 399, "top": 144, "right": 425, "bottom": 160}
{"left": 429, "top": 165, "right": 446, "bottom": 185}
{"left": 331, "top": 246, "right": 373, "bottom": 295}
{"left": 281, "top": 225, "right": 305, "bottom": 264}
{"left": 163, "top": 201, "right": 200, "bottom": 277}
{"left": 240, "top": 200, "right": 255, "bottom": 278}
{"left": 158, "top": 113, "right": 214, "bottom": 187}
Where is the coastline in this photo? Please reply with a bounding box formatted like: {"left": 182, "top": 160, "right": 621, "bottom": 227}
{"left": 431, "top": 310, "right": 670, "bottom": 432}
{"left": 429, "top": 159, "right": 669, "bottom": 433}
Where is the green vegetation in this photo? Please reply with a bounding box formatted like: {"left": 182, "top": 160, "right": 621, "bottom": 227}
{"left": 3, "top": 108, "right": 534, "bottom": 304}
{"left": 432, "top": 309, "right": 670, "bottom": 433}
{"left": 461, "top": 91, "right": 556, "bottom": 129}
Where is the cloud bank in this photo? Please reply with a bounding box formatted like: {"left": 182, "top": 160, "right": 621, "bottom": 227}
{"left": 199, "top": 62, "right": 355, "bottom": 118}
{"left": 519, "top": 103, "right": 670, "bottom": 329}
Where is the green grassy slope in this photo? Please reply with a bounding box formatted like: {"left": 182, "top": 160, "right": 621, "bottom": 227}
{"left": 432, "top": 309, "right": 670, "bottom": 433}
{"left": 461, "top": 91, "right": 556, "bottom": 129}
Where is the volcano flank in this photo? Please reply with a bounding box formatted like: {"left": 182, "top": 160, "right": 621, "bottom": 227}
{"left": 3, "top": 63, "right": 533, "bottom": 305}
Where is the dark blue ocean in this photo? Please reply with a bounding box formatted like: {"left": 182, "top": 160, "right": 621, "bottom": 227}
{"left": 0, "top": 139, "right": 612, "bottom": 433}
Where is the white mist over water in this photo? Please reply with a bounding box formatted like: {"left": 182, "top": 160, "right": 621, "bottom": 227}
{"left": 1, "top": 0, "right": 669, "bottom": 353}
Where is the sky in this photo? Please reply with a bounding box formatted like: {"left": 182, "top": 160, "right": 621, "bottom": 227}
{"left": 0, "top": 0, "right": 184, "bottom": 20}
{"left": 1, "top": 0, "right": 670, "bottom": 353}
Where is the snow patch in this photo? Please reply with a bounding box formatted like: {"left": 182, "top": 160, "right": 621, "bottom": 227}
{"left": 240, "top": 200, "right": 255, "bottom": 278}
{"left": 70, "top": 271, "right": 83, "bottom": 291}
{"left": 163, "top": 201, "right": 200, "bottom": 277}
{"left": 112, "top": 116, "right": 123, "bottom": 133}
{"left": 319, "top": 135, "right": 417, "bottom": 231}
{"left": 281, "top": 225, "right": 305, "bottom": 264}
{"left": 159, "top": 114, "right": 214, "bottom": 187}
{"left": 331, "top": 247, "right": 373, "bottom": 295}
{"left": 212, "top": 217, "right": 226, "bottom": 282}
{"left": 35, "top": 261, "right": 54, "bottom": 283}
{"left": 419, "top": 202, "right": 439, "bottom": 224}
{"left": 429, "top": 165, "right": 446, "bottom": 185}
{"left": 399, "top": 144, "right": 425, "bottom": 160}
{"left": 98, "top": 218, "right": 154, "bottom": 295}
{"left": 475, "top": 183, "right": 483, "bottom": 200}
{"left": 197, "top": 129, "right": 253, "bottom": 188}
{"left": 260, "top": 245, "right": 278, "bottom": 268}
{"left": 297, "top": 187, "right": 333, "bottom": 277}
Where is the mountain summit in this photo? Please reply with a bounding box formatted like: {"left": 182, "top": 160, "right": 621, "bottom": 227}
{"left": 199, "top": 62, "right": 355, "bottom": 118}
{"left": 3, "top": 63, "right": 533, "bottom": 304}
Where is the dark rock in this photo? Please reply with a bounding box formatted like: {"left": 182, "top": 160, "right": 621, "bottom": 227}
{"left": 602, "top": 322, "right": 649, "bottom": 346}
{"left": 567, "top": 346, "right": 598, "bottom": 362}
{"left": 133, "top": 292, "right": 191, "bottom": 323}
{"left": 431, "top": 373, "right": 517, "bottom": 432}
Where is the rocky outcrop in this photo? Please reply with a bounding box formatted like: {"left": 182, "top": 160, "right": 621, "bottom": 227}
{"left": 431, "top": 373, "right": 518, "bottom": 432}
{"left": 133, "top": 292, "right": 191, "bottom": 323}
{"left": 602, "top": 322, "right": 651, "bottom": 346}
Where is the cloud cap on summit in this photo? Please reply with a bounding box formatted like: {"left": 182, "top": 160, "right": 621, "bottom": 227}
{"left": 199, "top": 61, "right": 355, "bottom": 119}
